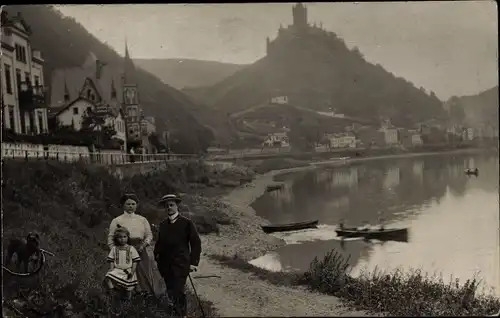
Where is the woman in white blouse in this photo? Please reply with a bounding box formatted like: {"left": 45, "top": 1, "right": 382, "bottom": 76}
{"left": 108, "top": 193, "right": 165, "bottom": 296}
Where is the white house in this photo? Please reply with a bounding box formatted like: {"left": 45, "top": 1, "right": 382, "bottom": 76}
{"left": 52, "top": 98, "right": 94, "bottom": 131}
{"left": 270, "top": 96, "right": 288, "bottom": 105}
{"left": 1, "top": 11, "right": 48, "bottom": 134}
{"left": 410, "top": 131, "right": 423, "bottom": 145}
{"left": 263, "top": 131, "right": 290, "bottom": 147}
{"left": 50, "top": 97, "right": 127, "bottom": 150}
{"left": 325, "top": 133, "right": 356, "bottom": 149}
{"left": 379, "top": 127, "right": 398, "bottom": 145}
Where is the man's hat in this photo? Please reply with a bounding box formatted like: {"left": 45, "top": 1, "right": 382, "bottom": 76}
{"left": 158, "top": 194, "right": 182, "bottom": 205}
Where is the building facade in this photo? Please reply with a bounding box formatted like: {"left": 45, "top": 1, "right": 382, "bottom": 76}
{"left": 263, "top": 131, "right": 290, "bottom": 147}
{"left": 325, "top": 132, "right": 356, "bottom": 149}
{"left": 270, "top": 96, "right": 289, "bottom": 105}
{"left": 141, "top": 116, "right": 156, "bottom": 136}
{"left": 1, "top": 11, "right": 48, "bottom": 135}
{"left": 49, "top": 44, "right": 152, "bottom": 151}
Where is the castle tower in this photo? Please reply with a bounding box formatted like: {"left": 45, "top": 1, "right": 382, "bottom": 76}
{"left": 292, "top": 3, "right": 308, "bottom": 28}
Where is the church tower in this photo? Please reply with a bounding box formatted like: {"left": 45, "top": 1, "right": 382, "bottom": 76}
{"left": 122, "top": 40, "right": 142, "bottom": 143}
{"left": 292, "top": 3, "right": 308, "bottom": 28}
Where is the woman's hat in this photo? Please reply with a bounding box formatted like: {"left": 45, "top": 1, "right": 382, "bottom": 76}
{"left": 158, "top": 194, "right": 182, "bottom": 205}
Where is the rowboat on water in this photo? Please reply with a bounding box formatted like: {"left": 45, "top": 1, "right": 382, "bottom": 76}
{"left": 336, "top": 227, "right": 409, "bottom": 241}
{"left": 261, "top": 220, "right": 319, "bottom": 234}
{"left": 464, "top": 168, "right": 479, "bottom": 176}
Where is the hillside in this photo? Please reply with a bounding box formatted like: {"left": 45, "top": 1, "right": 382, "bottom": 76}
{"left": 6, "top": 5, "right": 215, "bottom": 153}
{"left": 184, "top": 24, "right": 447, "bottom": 128}
{"left": 452, "top": 86, "right": 499, "bottom": 127}
{"left": 134, "top": 58, "right": 246, "bottom": 90}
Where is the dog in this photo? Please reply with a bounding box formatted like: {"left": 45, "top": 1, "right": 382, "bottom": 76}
{"left": 5, "top": 232, "right": 41, "bottom": 273}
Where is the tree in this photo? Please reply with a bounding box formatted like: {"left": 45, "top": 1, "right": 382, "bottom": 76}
{"left": 448, "top": 96, "right": 466, "bottom": 124}
{"left": 148, "top": 132, "right": 166, "bottom": 152}
{"left": 80, "top": 108, "right": 117, "bottom": 149}
{"left": 288, "top": 117, "right": 321, "bottom": 152}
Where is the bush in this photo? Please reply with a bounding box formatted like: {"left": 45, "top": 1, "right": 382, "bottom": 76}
{"left": 2, "top": 160, "right": 222, "bottom": 316}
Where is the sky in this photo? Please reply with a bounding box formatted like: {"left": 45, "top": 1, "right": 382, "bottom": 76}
{"left": 56, "top": 2, "right": 498, "bottom": 101}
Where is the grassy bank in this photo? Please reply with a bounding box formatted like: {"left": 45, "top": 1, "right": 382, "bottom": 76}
{"left": 211, "top": 251, "right": 500, "bottom": 316}
{"left": 2, "top": 160, "right": 254, "bottom": 317}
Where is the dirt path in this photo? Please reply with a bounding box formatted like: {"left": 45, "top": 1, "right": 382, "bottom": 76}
{"left": 191, "top": 258, "right": 370, "bottom": 317}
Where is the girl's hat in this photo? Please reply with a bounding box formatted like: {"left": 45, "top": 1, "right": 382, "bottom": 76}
{"left": 158, "top": 194, "right": 182, "bottom": 205}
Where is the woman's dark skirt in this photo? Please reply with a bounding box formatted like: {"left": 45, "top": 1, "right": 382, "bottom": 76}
{"left": 129, "top": 238, "right": 166, "bottom": 297}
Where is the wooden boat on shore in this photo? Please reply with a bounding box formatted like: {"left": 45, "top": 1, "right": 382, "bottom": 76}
{"left": 266, "top": 183, "right": 285, "bottom": 192}
{"left": 261, "top": 220, "right": 319, "bottom": 234}
{"left": 336, "top": 227, "right": 409, "bottom": 241}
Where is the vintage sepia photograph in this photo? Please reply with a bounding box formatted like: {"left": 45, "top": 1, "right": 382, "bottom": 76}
{"left": 1, "top": 2, "right": 499, "bottom": 317}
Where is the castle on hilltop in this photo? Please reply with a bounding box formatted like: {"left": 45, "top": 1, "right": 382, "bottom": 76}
{"left": 266, "top": 3, "right": 328, "bottom": 56}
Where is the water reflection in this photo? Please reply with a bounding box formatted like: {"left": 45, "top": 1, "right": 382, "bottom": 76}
{"left": 252, "top": 153, "right": 499, "bottom": 293}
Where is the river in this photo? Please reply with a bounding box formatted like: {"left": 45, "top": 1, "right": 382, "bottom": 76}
{"left": 251, "top": 152, "right": 500, "bottom": 295}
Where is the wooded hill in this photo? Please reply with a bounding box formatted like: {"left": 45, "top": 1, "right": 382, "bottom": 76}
{"left": 447, "top": 86, "right": 499, "bottom": 128}
{"left": 185, "top": 24, "right": 447, "bottom": 128}
{"left": 6, "top": 5, "right": 217, "bottom": 153}
{"left": 133, "top": 58, "right": 246, "bottom": 90}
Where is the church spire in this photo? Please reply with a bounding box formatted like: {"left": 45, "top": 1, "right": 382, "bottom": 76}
{"left": 125, "top": 36, "right": 130, "bottom": 60}
{"left": 123, "top": 38, "right": 136, "bottom": 84}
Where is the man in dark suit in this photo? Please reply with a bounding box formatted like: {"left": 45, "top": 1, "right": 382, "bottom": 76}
{"left": 154, "top": 194, "right": 202, "bottom": 318}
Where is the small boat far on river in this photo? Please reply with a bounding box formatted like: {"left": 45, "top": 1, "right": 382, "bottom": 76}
{"left": 464, "top": 168, "right": 479, "bottom": 176}
{"left": 261, "top": 220, "right": 319, "bottom": 234}
{"left": 336, "top": 227, "right": 409, "bottom": 242}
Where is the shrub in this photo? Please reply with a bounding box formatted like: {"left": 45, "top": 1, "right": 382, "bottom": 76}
{"left": 303, "top": 250, "right": 500, "bottom": 316}
{"left": 212, "top": 249, "right": 500, "bottom": 316}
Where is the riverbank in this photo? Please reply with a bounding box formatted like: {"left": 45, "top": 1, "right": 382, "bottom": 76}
{"left": 192, "top": 168, "right": 374, "bottom": 316}
{"left": 193, "top": 147, "right": 499, "bottom": 316}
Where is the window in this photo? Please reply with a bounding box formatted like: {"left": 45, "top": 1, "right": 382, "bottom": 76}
{"left": 34, "top": 75, "right": 40, "bottom": 87}
{"left": 15, "top": 44, "right": 27, "bottom": 63}
{"left": 86, "top": 89, "right": 91, "bottom": 99}
{"left": 73, "top": 108, "right": 79, "bottom": 115}
{"left": 4, "top": 64, "right": 12, "bottom": 94}
{"left": 25, "top": 72, "right": 30, "bottom": 82}
{"left": 8, "top": 105, "right": 15, "bottom": 131}
{"left": 15, "top": 69, "right": 21, "bottom": 88}
{"left": 37, "top": 110, "right": 44, "bottom": 133}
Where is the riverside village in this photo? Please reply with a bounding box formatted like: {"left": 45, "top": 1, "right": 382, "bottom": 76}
{"left": 2, "top": 3, "right": 499, "bottom": 317}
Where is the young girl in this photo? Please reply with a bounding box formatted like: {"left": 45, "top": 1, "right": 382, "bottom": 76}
{"left": 104, "top": 227, "right": 141, "bottom": 300}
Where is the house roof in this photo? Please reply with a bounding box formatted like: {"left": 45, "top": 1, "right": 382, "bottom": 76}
{"left": 50, "top": 52, "right": 127, "bottom": 110}
{"left": 49, "top": 97, "right": 94, "bottom": 117}
{"left": 1, "top": 11, "right": 32, "bottom": 36}
{"left": 49, "top": 96, "right": 123, "bottom": 119}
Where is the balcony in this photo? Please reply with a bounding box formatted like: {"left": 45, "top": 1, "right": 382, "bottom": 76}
{"left": 18, "top": 81, "right": 47, "bottom": 111}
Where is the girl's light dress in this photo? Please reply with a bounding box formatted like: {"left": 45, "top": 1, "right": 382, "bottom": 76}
{"left": 105, "top": 245, "right": 141, "bottom": 291}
